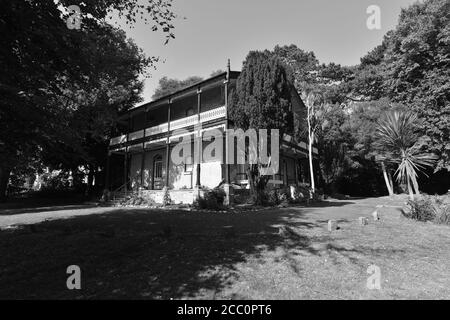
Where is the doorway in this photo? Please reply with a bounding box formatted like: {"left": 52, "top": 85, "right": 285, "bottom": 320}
{"left": 152, "top": 154, "right": 163, "bottom": 190}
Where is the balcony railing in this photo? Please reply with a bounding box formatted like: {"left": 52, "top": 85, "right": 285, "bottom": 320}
{"left": 110, "top": 105, "right": 226, "bottom": 146}
{"left": 128, "top": 129, "right": 144, "bottom": 141}
{"left": 145, "top": 123, "right": 169, "bottom": 137}
{"left": 200, "top": 106, "right": 226, "bottom": 123}
{"left": 110, "top": 134, "right": 127, "bottom": 146}
{"left": 170, "top": 114, "right": 197, "bottom": 131}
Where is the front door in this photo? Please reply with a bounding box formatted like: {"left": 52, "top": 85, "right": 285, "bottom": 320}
{"left": 152, "top": 155, "right": 163, "bottom": 190}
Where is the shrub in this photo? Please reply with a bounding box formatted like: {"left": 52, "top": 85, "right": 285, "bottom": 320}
{"left": 162, "top": 188, "right": 172, "bottom": 206}
{"left": 212, "top": 187, "right": 226, "bottom": 204}
{"left": 293, "top": 188, "right": 306, "bottom": 201}
{"left": 263, "top": 188, "right": 291, "bottom": 206}
{"left": 36, "top": 171, "right": 73, "bottom": 196}
{"left": 404, "top": 197, "right": 436, "bottom": 222}
{"left": 267, "top": 189, "right": 280, "bottom": 206}
{"left": 279, "top": 190, "right": 289, "bottom": 202}
{"left": 121, "top": 193, "right": 156, "bottom": 207}
{"left": 433, "top": 195, "right": 450, "bottom": 225}
{"left": 311, "top": 188, "right": 325, "bottom": 201}
{"left": 193, "top": 187, "right": 225, "bottom": 210}
{"left": 403, "top": 195, "right": 450, "bottom": 225}
{"left": 297, "top": 183, "right": 315, "bottom": 199}
{"left": 330, "top": 193, "right": 347, "bottom": 200}
{"left": 279, "top": 189, "right": 292, "bottom": 205}
{"left": 233, "top": 189, "right": 251, "bottom": 204}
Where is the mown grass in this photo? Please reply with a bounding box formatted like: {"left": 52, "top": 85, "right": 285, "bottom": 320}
{"left": 0, "top": 196, "right": 448, "bottom": 299}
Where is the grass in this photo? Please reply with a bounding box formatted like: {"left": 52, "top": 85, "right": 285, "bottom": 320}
{"left": 0, "top": 196, "right": 449, "bottom": 299}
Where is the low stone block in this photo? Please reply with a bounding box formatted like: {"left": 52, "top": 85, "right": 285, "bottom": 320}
{"left": 372, "top": 210, "right": 380, "bottom": 221}
{"left": 328, "top": 219, "right": 337, "bottom": 231}
{"left": 359, "top": 217, "right": 369, "bottom": 226}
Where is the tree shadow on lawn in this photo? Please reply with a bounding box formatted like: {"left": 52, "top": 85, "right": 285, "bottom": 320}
{"left": 289, "top": 200, "right": 355, "bottom": 208}
{"left": 0, "top": 205, "right": 398, "bottom": 299}
{"left": 0, "top": 204, "right": 99, "bottom": 216}
{"left": 0, "top": 194, "right": 93, "bottom": 211}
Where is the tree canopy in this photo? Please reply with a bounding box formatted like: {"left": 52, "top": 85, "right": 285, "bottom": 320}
{"left": 229, "top": 50, "right": 294, "bottom": 137}
{"left": 348, "top": 0, "right": 450, "bottom": 170}
{"left": 268, "top": 0, "right": 449, "bottom": 195}
{"left": 0, "top": 0, "right": 178, "bottom": 199}
{"left": 152, "top": 76, "right": 204, "bottom": 100}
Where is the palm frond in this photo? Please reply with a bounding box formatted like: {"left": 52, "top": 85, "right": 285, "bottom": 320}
{"left": 376, "top": 110, "right": 437, "bottom": 195}
{"left": 375, "top": 111, "right": 419, "bottom": 150}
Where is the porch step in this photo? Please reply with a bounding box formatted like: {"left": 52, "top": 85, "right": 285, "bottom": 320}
{"left": 108, "top": 191, "right": 134, "bottom": 206}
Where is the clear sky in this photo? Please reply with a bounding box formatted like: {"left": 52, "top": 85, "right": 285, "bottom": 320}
{"left": 114, "top": 0, "right": 419, "bottom": 102}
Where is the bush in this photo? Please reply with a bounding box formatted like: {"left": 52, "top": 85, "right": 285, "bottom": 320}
{"left": 121, "top": 193, "right": 156, "bottom": 207}
{"left": 264, "top": 188, "right": 292, "bottom": 206}
{"left": 293, "top": 188, "right": 306, "bottom": 201}
{"left": 193, "top": 187, "right": 225, "bottom": 210}
{"left": 403, "top": 195, "right": 450, "bottom": 225}
{"left": 162, "top": 188, "right": 172, "bottom": 206}
{"left": 279, "top": 190, "right": 290, "bottom": 202}
{"left": 267, "top": 189, "right": 280, "bottom": 206}
{"left": 37, "top": 171, "right": 73, "bottom": 196}
{"left": 279, "top": 189, "right": 292, "bottom": 206}
{"left": 212, "top": 187, "right": 226, "bottom": 204}
{"left": 433, "top": 195, "right": 450, "bottom": 225}
{"left": 404, "top": 197, "right": 436, "bottom": 222}
{"left": 330, "top": 193, "right": 347, "bottom": 200}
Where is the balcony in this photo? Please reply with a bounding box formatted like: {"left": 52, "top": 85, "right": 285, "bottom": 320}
{"left": 110, "top": 105, "right": 226, "bottom": 147}
{"left": 109, "top": 134, "right": 127, "bottom": 146}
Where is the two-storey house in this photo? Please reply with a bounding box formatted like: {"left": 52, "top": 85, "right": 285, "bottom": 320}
{"left": 106, "top": 62, "right": 318, "bottom": 204}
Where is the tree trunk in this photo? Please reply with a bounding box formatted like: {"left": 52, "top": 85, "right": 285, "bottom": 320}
{"left": 308, "top": 133, "right": 315, "bottom": 195}
{"left": 85, "top": 166, "right": 95, "bottom": 197}
{"left": 247, "top": 165, "right": 269, "bottom": 205}
{"left": 306, "top": 102, "right": 316, "bottom": 197}
{"left": 246, "top": 166, "right": 258, "bottom": 205}
{"left": 411, "top": 174, "right": 421, "bottom": 197}
{"left": 407, "top": 178, "right": 414, "bottom": 201}
{"left": 0, "top": 166, "right": 11, "bottom": 202}
{"left": 388, "top": 171, "right": 394, "bottom": 194}
{"left": 381, "top": 162, "right": 394, "bottom": 196}
{"left": 246, "top": 165, "right": 256, "bottom": 203}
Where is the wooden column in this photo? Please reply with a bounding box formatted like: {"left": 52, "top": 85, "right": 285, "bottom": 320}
{"left": 140, "top": 144, "right": 145, "bottom": 187}
{"left": 303, "top": 159, "right": 308, "bottom": 183}
{"left": 284, "top": 160, "right": 288, "bottom": 186}
{"left": 294, "top": 157, "right": 299, "bottom": 186}
{"left": 105, "top": 151, "right": 111, "bottom": 191}
{"left": 124, "top": 115, "right": 131, "bottom": 192}
{"left": 123, "top": 151, "right": 128, "bottom": 192}
{"left": 165, "top": 99, "right": 172, "bottom": 188}
{"left": 140, "top": 109, "right": 147, "bottom": 188}
{"left": 224, "top": 60, "right": 230, "bottom": 184}
{"left": 195, "top": 88, "right": 201, "bottom": 187}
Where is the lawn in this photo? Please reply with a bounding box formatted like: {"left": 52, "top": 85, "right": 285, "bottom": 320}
{"left": 0, "top": 196, "right": 449, "bottom": 299}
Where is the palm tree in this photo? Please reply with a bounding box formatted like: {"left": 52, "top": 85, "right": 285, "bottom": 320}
{"left": 375, "top": 111, "right": 436, "bottom": 200}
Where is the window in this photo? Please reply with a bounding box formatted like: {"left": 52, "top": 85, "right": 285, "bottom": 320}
{"left": 186, "top": 108, "right": 195, "bottom": 117}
